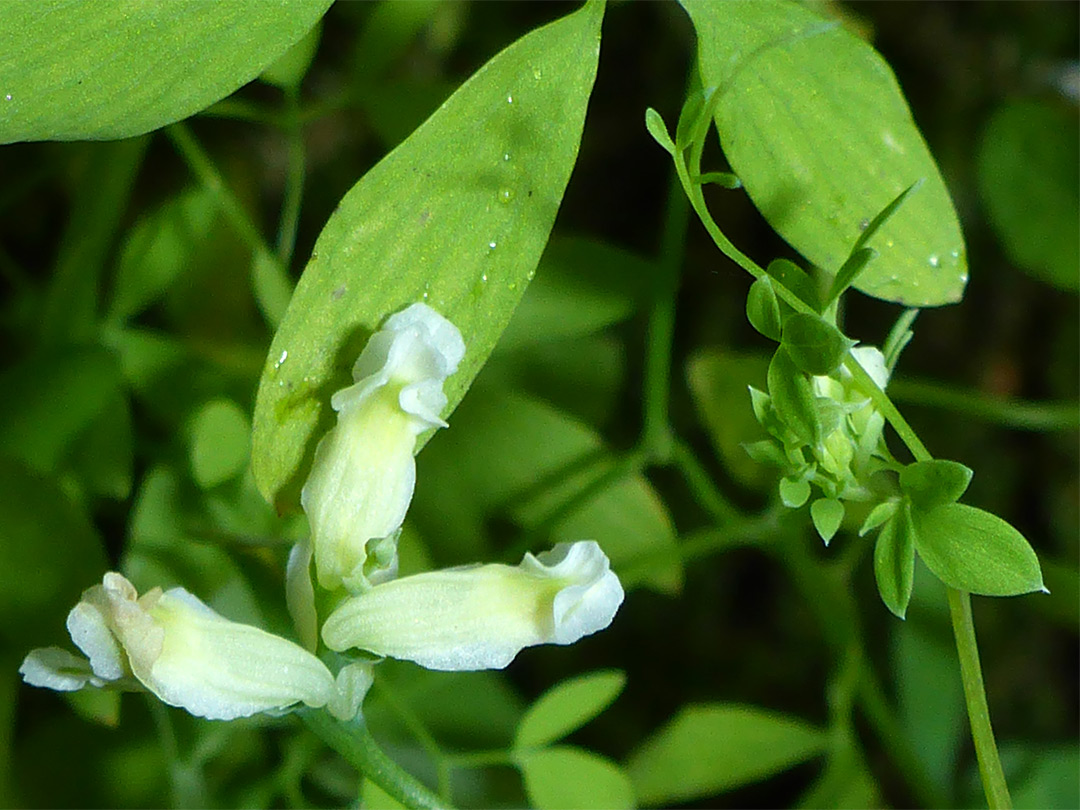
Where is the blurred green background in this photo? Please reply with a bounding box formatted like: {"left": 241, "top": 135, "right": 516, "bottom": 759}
{"left": 0, "top": 2, "right": 1076, "bottom": 807}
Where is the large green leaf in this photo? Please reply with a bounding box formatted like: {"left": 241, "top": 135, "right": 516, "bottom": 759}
{"left": 977, "top": 100, "right": 1080, "bottom": 291}
{"left": 682, "top": 0, "right": 967, "bottom": 306}
{"left": 252, "top": 1, "right": 605, "bottom": 511}
{"left": 0, "top": 0, "right": 331, "bottom": 143}
{"left": 627, "top": 703, "right": 827, "bottom": 805}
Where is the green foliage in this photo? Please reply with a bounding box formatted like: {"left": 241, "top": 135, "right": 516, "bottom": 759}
{"left": 251, "top": 0, "right": 605, "bottom": 513}
{"left": 1, "top": 2, "right": 1075, "bottom": 809}
{"left": 873, "top": 500, "right": 916, "bottom": 618}
{"left": 0, "top": 0, "right": 331, "bottom": 143}
{"left": 810, "top": 497, "right": 845, "bottom": 545}
{"left": 899, "top": 459, "right": 973, "bottom": 511}
{"left": 746, "top": 276, "right": 783, "bottom": 341}
{"left": 913, "top": 504, "right": 1045, "bottom": 597}
{"left": 977, "top": 100, "right": 1080, "bottom": 290}
{"left": 627, "top": 704, "right": 827, "bottom": 805}
{"left": 519, "top": 746, "right": 634, "bottom": 810}
{"left": 188, "top": 399, "right": 252, "bottom": 490}
{"left": 781, "top": 313, "right": 853, "bottom": 376}
{"left": 682, "top": 0, "right": 967, "bottom": 306}
{"left": 515, "top": 670, "right": 626, "bottom": 749}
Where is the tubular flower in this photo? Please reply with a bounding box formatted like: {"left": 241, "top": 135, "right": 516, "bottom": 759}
{"left": 321, "top": 540, "right": 624, "bottom": 671}
{"left": 20, "top": 572, "right": 337, "bottom": 721}
{"left": 301, "top": 303, "right": 465, "bottom": 594}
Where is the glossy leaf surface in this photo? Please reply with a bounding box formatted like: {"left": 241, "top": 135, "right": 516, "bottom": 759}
{"left": 682, "top": 0, "right": 967, "bottom": 306}
{"left": 0, "top": 0, "right": 331, "bottom": 143}
{"left": 252, "top": 1, "right": 605, "bottom": 511}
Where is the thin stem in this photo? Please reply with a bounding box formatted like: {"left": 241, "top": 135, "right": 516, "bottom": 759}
{"left": 374, "top": 680, "right": 453, "bottom": 801}
{"left": 300, "top": 708, "right": 451, "bottom": 810}
{"left": 166, "top": 122, "right": 292, "bottom": 327}
{"left": 276, "top": 85, "right": 306, "bottom": 268}
{"left": 890, "top": 377, "right": 1080, "bottom": 433}
{"left": 948, "top": 589, "right": 1012, "bottom": 809}
{"left": 669, "top": 437, "right": 740, "bottom": 524}
{"left": 642, "top": 171, "right": 690, "bottom": 460}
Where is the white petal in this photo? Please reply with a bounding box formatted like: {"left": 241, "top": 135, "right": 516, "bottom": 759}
{"left": 66, "top": 600, "right": 126, "bottom": 681}
{"left": 322, "top": 541, "right": 624, "bottom": 671}
{"left": 132, "top": 586, "right": 336, "bottom": 720}
{"left": 285, "top": 540, "right": 319, "bottom": 652}
{"left": 302, "top": 389, "right": 417, "bottom": 592}
{"left": 20, "top": 647, "right": 102, "bottom": 691}
{"left": 850, "top": 346, "right": 889, "bottom": 391}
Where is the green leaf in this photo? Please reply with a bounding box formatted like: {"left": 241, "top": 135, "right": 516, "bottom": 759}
{"left": 683, "top": 0, "right": 967, "bottom": 306}
{"left": 746, "top": 276, "right": 783, "bottom": 341}
{"left": 893, "top": 613, "right": 965, "bottom": 793}
{"left": 824, "top": 246, "right": 877, "bottom": 308}
{"left": 65, "top": 392, "right": 134, "bottom": 501}
{"left": 781, "top": 313, "right": 853, "bottom": 375}
{"left": 260, "top": 23, "right": 322, "bottom": 91}
{"left": 0, "top": 458, "right": 107, "bottom": 649}
{"left": 496, "top": 235, "right": 651, "bottom": 352}
{"left": 873, "top": 501, "right": 916, "bottom": 618}
{"left": 188, "top": 399, "right": 252, "bottom": 489}
{"left": 913, "top": 503, "right": 1045, "bottom": 596}
{"left": 0, "top": 0, "right": 332, "bottom": 143}
{"left": 858, "top": 499, "right": 898, "bottom": 536}
{"left": 251, "top": 1, "right": 605, "bottom": 512}
{"left": 107, "top": 188, "right": 218, "bottom": 324}
{"left": 899, "top": 459, "right": 973, "bottom": 511}
{"left": 766, "top": 258, "right": 819, "bottom": 312}
{"left": 767, "top": 348, "right": 818, "bottom": 446}
{"left": 627, "top": 703, "right": 827, "bottom": 805}
{"left": 0, "top": 347, "right": 123, "bottom": 473}
{"left": 516, "top": 670, "right": 626, "bottom": 750}
{"left": 519, "top": 746, "right": 635, "bottom": 810}
{"left": 977, "top": 100, "right": 1079, "bottom": 290}
{"left": 41, "top": 139, "right": 148, "bottom": 345}
{"left": 412, "top": 384, "right": 682, "bottom": 594}
{"left": 779, "top": 476, "right": 811, "bottom": 508}
{"left": 686, "top": 350, "right": 774, "bottom": 488}
{"left": 810, "top": 498, "right": 844, "bottom": 545}
{"left": 645, "top": 108, "right": 676, "bottom": 156}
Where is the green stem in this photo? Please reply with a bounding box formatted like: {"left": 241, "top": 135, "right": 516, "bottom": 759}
{"left": 890, "top": 377, "right": 1080, "bottom": 433}
{"left": 374, "top": 680, "right": 453, "bottom": 801}
{"left": 166, "top": 122, "right": 292, "bottom": 327}
{"left": 669, "top": 437, "right": 739, "bottom": 524}
{"left": 276, "top": 85, "right": 306, "bottom": 268}
{"left": 948, "top": 589, "right": 1012, "bottom": 809}
{"left": 642, "top": 171, "right": 690, "bottom": 460}
{"left": 843, "top": 355, "right": 932, "bottom": 462}
{"left": 301, "top": 709, "right": 451, "bottom": 810}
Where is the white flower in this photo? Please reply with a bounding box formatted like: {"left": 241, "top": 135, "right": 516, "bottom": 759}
{"left": 20, "top": 572, "right": 338, "bottom": 721}
{"left": 301, "top": 303, "right": 465, "bottom": 594}
{"left": 321, "top": 541, "right": 624, "bottom": 671}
